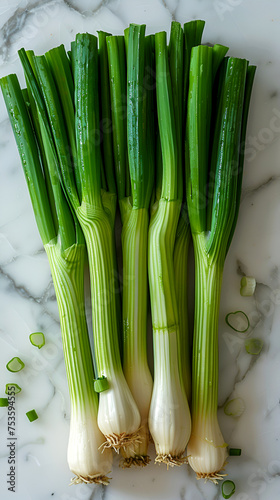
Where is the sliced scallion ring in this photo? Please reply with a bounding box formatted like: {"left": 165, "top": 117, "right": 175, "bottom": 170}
{"left": 26, "top": 409, "right": 38, "bottom": 422}
{"left": 5, "top": 384, "right": 22, "bottom": 395}
{"left": 225, "top": 311, "right": 250, "bottom": 333}
{"left": 29, "top": 332, "right": 45, "bottom": 349}
{"left": 6, "top": 357, "right": 25, "bottom": 373}
{"left": 229, "top": 448, "right": 241, "bottom": 456}
{"left": 224, "top": 398, "right": 245, "bottom": 417}
{"left": 94, "top": 376, "right": 109, "bottom": 393}
{"left": 222, "top": 480, "right": 236, "bottom": 499}
{"left": 0, "top": 398, "right": 9, "bottom": 407}
{"left": 245, "top": 338, "right": 263, "bottom": 355}
{"left": 240, "top": 276, "right": 256, "bottom": 297}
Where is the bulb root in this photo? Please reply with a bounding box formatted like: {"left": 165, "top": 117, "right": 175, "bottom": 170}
{"left": 196, "top": 463, "right": 228, "bottom": 484}
{"left": 155, "top": 453, "right": 188, "bottom": 469}
{"left": 70, "top": 474, "right": 111, "bottom": 485}
{"left": 100, "top": 429, "right": 142, "bottom": 454}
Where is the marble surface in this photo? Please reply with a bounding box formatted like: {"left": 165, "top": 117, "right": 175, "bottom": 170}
{"left": 0, "top": 1, "right": 280, "bottom": 499}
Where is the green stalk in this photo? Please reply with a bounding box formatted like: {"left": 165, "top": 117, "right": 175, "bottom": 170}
{"left": 0, "top": 73, "right": 112, "bottom": 484}
{"left": 98, "top": 31, "right": 122, "bottom": 358}
{"left": 20, "top": 33, "right": 141, "bottom": 449}
{"left": 186, "top": 46, "right": 255, "bottom": 480}
{"left": 148, "top": 31, "right": 191, "bottom": 466}
{"left": 170, "top": 21, "right": 192, "bottom": 403}
{"left": 173, "top": 210, "right": 191, "bottom": 402}
{"left": 106, "top": 35, "right": 129, "bottom": 204}
{"left": 120, "top": 24, "right": 154, "bottom": 467}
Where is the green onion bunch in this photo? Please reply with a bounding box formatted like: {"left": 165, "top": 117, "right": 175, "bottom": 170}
{"left": 0, "top": 18, "right": 255, "bottom": 484}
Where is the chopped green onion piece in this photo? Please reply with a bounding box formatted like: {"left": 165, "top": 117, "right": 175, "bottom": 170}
{"left": 5, "top": 384, "right": 22, "bottom": 395}
{"left": 229, "top": 448, "right": 242, "bottom": 456}
{"left": 222, "top": 480, "right": 236, "bottom": 499}
{"left": 26, "top": 409, "right": 38, "bottom": 422}
{"left": 0, "top": 398, "right": 9, "bottom": 407}
{"left": 6, "top": 357, "right": 25, "bottom": 373}
{"left": 225, "top": 311, "right": 250, "bottom": 333}
{"left": 94, "top": 377, "right": 109, "bottom": 393}
{"left": 245, "top": 338, "right": 263, "bottom": 355}
{"left": 240, "top": 276, "right": 256, "bottom": 296}
{"left": 29, "top": 332, "right": 45, "bottom": 349}
{"left": 224, "top": 398, "right": 245, "bottom": 417}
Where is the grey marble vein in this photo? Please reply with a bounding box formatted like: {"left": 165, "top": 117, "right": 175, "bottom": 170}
{"left": 160, "top": 0, "right": 176, "bottom": 21}
{"left": 0, "top": 262, "right": 52, "bottom": 303}
{"left": 61, "top": 0, "right": 105, "bottom": 17}
{"left": 242, "top": 174, "right": 280, "bottom": 199}
{"left": 88, "top": 484, "right": 106, "bottom": 500}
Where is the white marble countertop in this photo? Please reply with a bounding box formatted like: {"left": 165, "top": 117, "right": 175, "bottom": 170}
{"left": 0, "top": 1, "right": 280, "bottom": 499}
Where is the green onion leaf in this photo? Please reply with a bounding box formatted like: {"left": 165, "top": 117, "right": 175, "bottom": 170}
{"left": 225, "top": 311, "right": 250, "bottom": 333}
{"left": 0, "top": 398, "right": 9, "bottom": 407}
{"left": 222, "top": 480, "right": 236, "bottom": 499}
{"left": 29, "top": 332, "right": 45, "bottom": 349}
{"left": 5, "top": 384, "right": 22, "bottom": 395}
{"left": 224, "top": 398, "right": 245, "bottom": 417}
{"left": 240, "top": 276, "right": 256, "bottom": 297}
{"left": 26, "top": 409, "right": 38, "bottom": 422}
{"left": 107, "top": 34, "right": 128, "bottom": 201}
{"left": 245, "top": 338, "right": 263, "bottom": 355}
{"left": 6, "top": 357, "right": 25, "bottom": 373}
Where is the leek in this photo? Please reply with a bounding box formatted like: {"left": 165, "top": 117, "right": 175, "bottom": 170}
{"left": 148, "top": 30, "right": 191, "bottom": 466}
{"left": 186, "top": 44, "right": 256, "bottom": 481}
{"left": 0, "top": 73, "right": 112, "bottom": 484}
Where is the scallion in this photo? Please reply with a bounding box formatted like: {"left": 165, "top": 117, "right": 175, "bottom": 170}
{"left": 148, "top": 29, "right": 191, "bottom": 467}
{"left": 173, "top": 20, "right": 205, "bottom": 403}
{"left": 1, "top": 66, "right": 112, "bottom": 484}
{"left": 113, "top": 24, "right": 154, "bottom": 466}
{"left": 25, "top": 33, "right": 140, "bottom": 451}
{"left": 186, "top": 42, "right": 256, "bottom": 481}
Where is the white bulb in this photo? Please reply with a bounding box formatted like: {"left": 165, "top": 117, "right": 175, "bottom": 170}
{"left": 68, "top": 405, "right": 112, "bottom": 484}
{"left": 187, "top": 415, "right": 228, "bottom": 480}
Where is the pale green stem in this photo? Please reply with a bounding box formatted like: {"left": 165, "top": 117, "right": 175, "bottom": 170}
{"left": 192, "top": 233, "right": 224, "bottom": 421}
{"left": 45, "top": 241, "right": 97, "bottom": 413}
{"left": 122, "top": 207, "right": 153, "bottom": 459}
{"left": 76, "top": 202, "right": 121, "bottom": 378}
{"left": 174, "top": 215, "right": 191, "bottom": 403}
